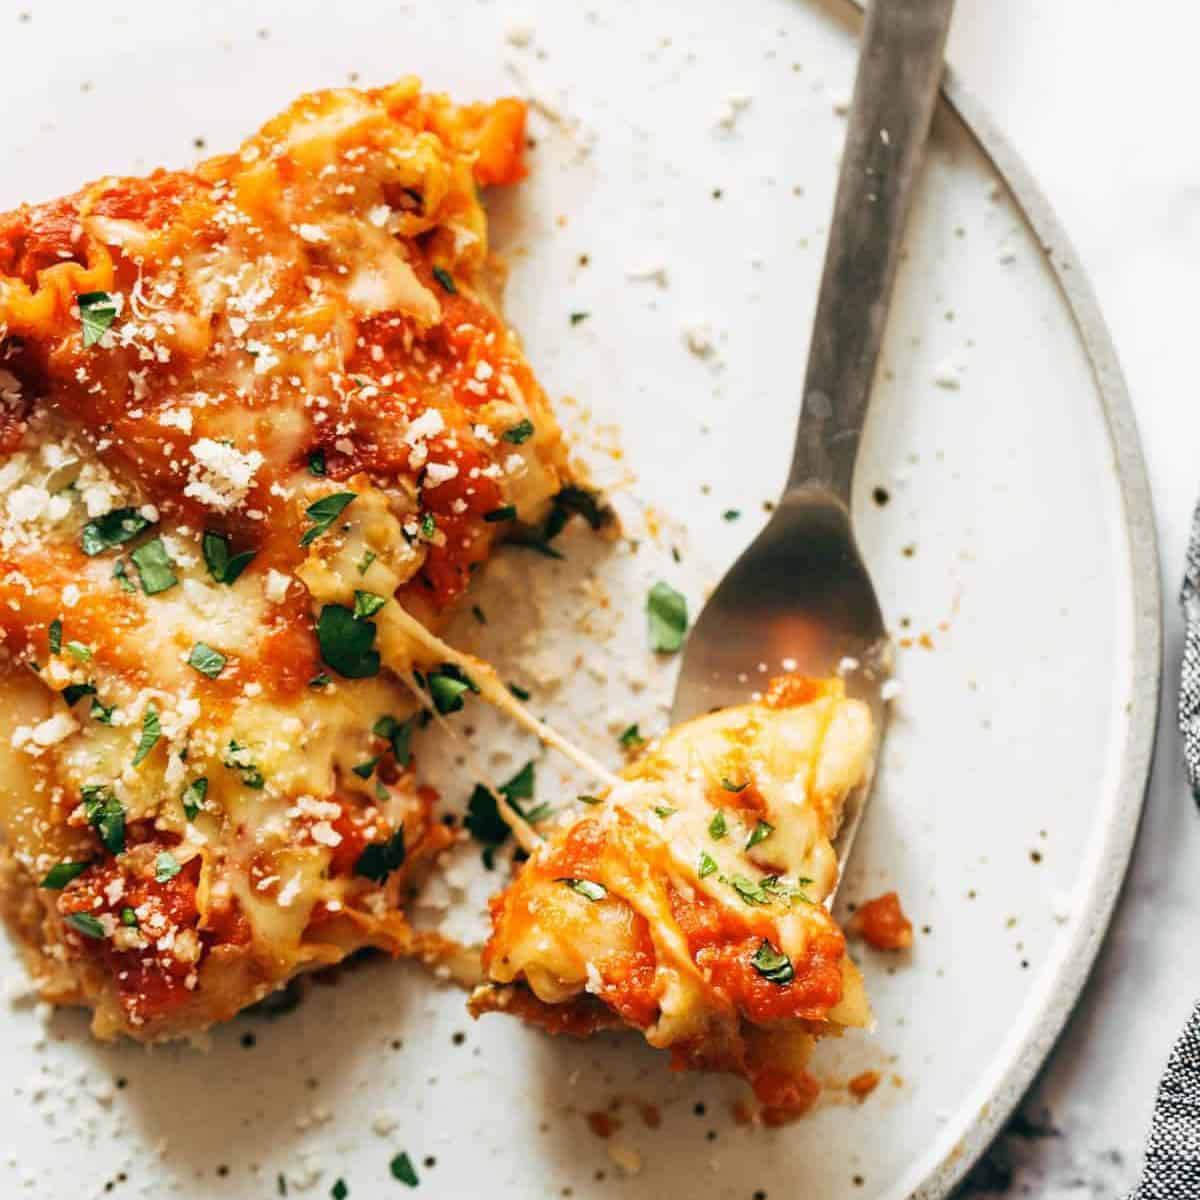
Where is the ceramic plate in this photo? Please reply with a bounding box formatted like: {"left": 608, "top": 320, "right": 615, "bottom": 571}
{"left": 0, "top": 2, "right": 1159, "bottom": 1198}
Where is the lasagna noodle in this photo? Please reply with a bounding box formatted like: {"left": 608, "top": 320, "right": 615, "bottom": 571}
{"left": 472, "top": 676, "right": 873, "bottom": 1122}
{"left": 0, "top": 79, "right": 584, "bottom": 1039}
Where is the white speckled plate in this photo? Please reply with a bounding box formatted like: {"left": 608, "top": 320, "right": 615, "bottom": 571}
{"left": 0, "top": 2, "right": 1159, "bottom": 1198}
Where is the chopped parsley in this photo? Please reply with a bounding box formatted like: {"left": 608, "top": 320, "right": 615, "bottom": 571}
{"left": 471, "top": 604, "right": 487, "bottom": 625}
{"left": 618, "top": 724, "right": 645, "bottom": 751}
{"left": 120, "top": 906, "right": 138, "bottom": 927}
{"left": 224, "top": 741, "right": 265, "bottom": 789}
{"left": 508, "top": 484, "right": 608, "bottom": 559}
{"left": 729, "top": 874, "right": 770, "bottom": 906}
{"left": 708, "top": 810, "right": 727, "bottom": 840}
{"left": 352, "top": 757, "right": 380, "bottom": 780}
{"left": 39, "top": 861, "right": 89, "bottom": 890}
{"left": 132, "top": 705, "right": 161, "bottom": 767}
{"left": 373, "top": 714, "right": 415, "bottom": 768}
{"left": 646, "top": 581, "right": 688, "bottom": 653}
{"left": 389, "top": 1152, "right": 419, "bottom": 1186}
{"left": 112, "top": 558, "right": 136, "bottom": 592}
{"left": 750, "top": 939, "right": 795, "bottom": 985}
{"left": 202, "top": 529, "right": 256, "bottom": 585}
{"left": 721, "top": 777, "right": 747, "bottom": 793}
{"left": 356, "top": 550, "right": 377, "bottom": 576}
{"left": 331, "top": 1181, "right": 349, "bottom": 1200}
{"left": 578, "top": 794, "right": 602, "bottom": 806}
{"left": 426, "top": 663, "right": 477, "bottom": 714}
{"left": 317, "top": 603, "right": 380, "bottom": 679}
{"left": 307, "top": 448, "right": 327, "bottom": 477}
{"left": 65, "top": 912, "right": 105, "bottom": 939}
{"left": 353, "top": 590, "right": 387, "bottom": 620}
{"left": 465, "top": 761, "right": 537, "bottom": 858}
{"left": 501, "top": 419, "right": 534, "bottom": 445}
{"left": 722, "top": 509, "right": 741, "bottom": 521}
{"left": 130, "top": 537, "right": 178, "bottom": 594}
{"left": 698, "top": 851, "right": 718, "bottom": 879}
{"left": 309, "top": 673, "right": 332, "bottom": 689}
{"left": 77, "top": 290, "right": 119, "bottom": 348}
{"left": 355, "top": 827, "right": 407, "bottom": 883}
{"left": 483, "top": 505, "right": 517, "bottom": 523}
{"left": 508, "top": 682, "right": 531, "bottom": 701}
{"left": 154, "top": 851, "right": 182, "bottom": 883}
{"left": 654, "top": 805, "right": 676, "bottom": 819}
{"left": 182, "top": 778, "right": 208, "bottom": 820}
{"left": 300, "top": 491, "right": 357, "bottom": 547}
{"left": 419, "top": 512, "right": 436, "bottom": 539}
{"left": 82, "top": 786, "right": 125, "bottom": 855}
{"left": 188, "top": 643, "right": 226, "bottom": 678}
{"left": 569, "top": 311, "right": 590, "bottom": 326}
{"left": 80, "top": 507, "right": 152, "bottom": 557}
{"left": 558, "top": 877, "right": 607, "bottom": 902}
{"left": 65, "top": 641, "right": 92, "bottom": 662}
{"left": 62, "top": 682, "right": 97, "bottom": 707}
{"left": 48, "top": 619, "right": 62, "bottom": 655}
{"left": 432, "top": 265, "right": 457, "bottom": 294}
{"left": 746, "top": 819, "right": 774, "bottom": 849}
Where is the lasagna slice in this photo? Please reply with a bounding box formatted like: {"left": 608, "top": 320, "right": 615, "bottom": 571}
{"left": 473, "top": 676, "right": 873, "bottom": 1122}
{"left": 0, "top": 80, "right": 584, "bottom": 1039}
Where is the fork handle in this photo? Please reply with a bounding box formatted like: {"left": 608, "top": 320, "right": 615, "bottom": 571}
{"left": 786, "top": 0, "right": 955, "bottom": 505}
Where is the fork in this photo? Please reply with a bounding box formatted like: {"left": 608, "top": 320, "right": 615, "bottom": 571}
{"left": 671, "top": 0, "right": 955, "bottom": 882}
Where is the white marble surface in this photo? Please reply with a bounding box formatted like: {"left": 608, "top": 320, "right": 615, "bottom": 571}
{"left": 946, "top": 2, "right": 1200, "bottom": 1194}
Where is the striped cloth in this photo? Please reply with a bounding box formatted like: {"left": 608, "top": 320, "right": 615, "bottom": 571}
{"left": 1134, "top": 504, "right": 1200, "bottom": 1196}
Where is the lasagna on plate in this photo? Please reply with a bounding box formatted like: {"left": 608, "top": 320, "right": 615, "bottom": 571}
{"left": 0, "top": 74, "right": 879, "bottom": 1123}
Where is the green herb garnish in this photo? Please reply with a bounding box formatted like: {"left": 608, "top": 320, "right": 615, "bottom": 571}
{"left": 307, "top": 448, "right": 327, "bottom": 477}
{"left": 722, "top": 509, "right": 741, "bottom": 521}
{"left": 82, "top": 785, "right": 125, "bottom": 855}
{"left": 65, "top": 912, "right": 105, "bottom": 939}
{"left": 316, "top": 603, "right": 380, "bottom": 678}
{"left": 65, "top": 641, "right": 92, "bottom": 662}
{"left": 130, "top": 537, "right": 177, "bottom": 595}
{"left": 48, "top": 619, "right": 62, "bottom": 655}
{"left": 483, "top": 505, "right": 517, "bottom": 523}
{"left": 729, "top": 874, "right": 769, "bottom": 906}
{"left": 188, "top": 643, "right": 226, "bottom": 678}
{"left": 355, "top": 828, "right": 407, "bottom": 883}
{"left": 356, "top": 550, "right": 377, "bottom": 575}
{"left": 654, "top": 805, "right": 676, "bottom": 819}
{"left": 419, "top": 512, "right": 436, "bottom": 539}
{"left": 558, "top": 877, "right": 606, "bottom": 902}
{"left": 390, "top": 1152, "right": 419, "bottom": 1186}
{"left": 751, "top": 939, "right": 794, "bottom": 985}
{"left": 81, "top": 507, "right": 152, "bottom": 557}
{"left": 508, "top": 682, "right": 531, "bottom": 701}
{"left": 353, "top": 590, "right": 387, "bottom": 620}
{"left": 182, "top": 778, "right": 208, "bottom": 820}
{"left": 40, "top": 861, "right": 89, "bottom": 889}
{"left": 746, "top": 820, "right": 774, "bottom": 850}
{"left": 646, "top": 581, "right": 688, "bottom": 653}
{"left": 569, "top": 311, "right": 590, "bottom": 326}
{"left": 373, "top": 714, "right": 415, "bottom": 768}
{"left": 698, "top": 851, "right": 718, "bottom": 879}
{"left": 77, "top": 291, "right": 119, "bottom": 347}
{"left": 708, "top": 810, "right": 727, "bottom": 840}
{"left": 721, "top": 777, "right": 747, "bottom": 793}
{"left": 501, "top": 419, "right": 534, "bottom": 444}
{"left": 154, "top": 851, "right": 182, "bottom": 883}
{"left": 113, "top": 558, "right": 136, "bottom": 592}
{"left": 300, "top": 491, "right": 357, "bottom": 547}
{"left": 427, "top": 663, "right": 477, "bottom": 714}
{"left": 432, "top": 266, "right": 457, "bottom": 294}
{"left": 224, "top": 742, "right": 265, "bottom": 789}
{"left": 132, "top": 705, "right": 161, "bottom": 767}
{"left": 62, "top": 682, "right": 97, "bottom": 707}
{"left": 352, "top": 757, "right": 379, "bottom": 780}
{"left": 618, "top": 724, "right": 645, "bottom": 751}
{"left": 120, "top": 906, "right": 138, "bottom": 927}
{"left": 331, "top": 1181, "right": 349, "bottom": 1200}
{"left": 202, "top": 529, "right": 256, "bottom": 585}
{"left": 578, "top": 794, "right": 602, "bottom": 806}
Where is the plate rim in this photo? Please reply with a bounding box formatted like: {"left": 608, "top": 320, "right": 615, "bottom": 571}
{"left": 822, "top": 1, "right": 1164, "bottom": 1194}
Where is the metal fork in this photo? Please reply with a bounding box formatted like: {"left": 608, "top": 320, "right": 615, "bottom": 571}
{"left": 671, "top": 0, "right": 955, "bottom": 881}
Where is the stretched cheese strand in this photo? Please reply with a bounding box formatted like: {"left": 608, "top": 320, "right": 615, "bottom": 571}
{"left": 397, "top": 671, "right": 543, "bottom": 855}
{"left": 386, "top": 601, "right": 624, "bottom": 792}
